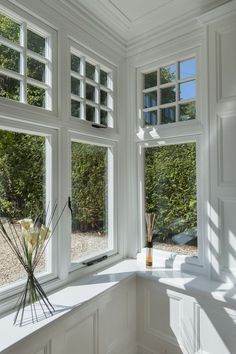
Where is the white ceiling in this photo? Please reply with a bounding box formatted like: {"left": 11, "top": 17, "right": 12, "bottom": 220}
{"left": 64, "top": 0, "right": 231, "bottom": 43}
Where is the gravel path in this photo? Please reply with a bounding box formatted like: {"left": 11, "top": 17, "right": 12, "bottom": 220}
{"left": 154, "top": 242, "right": 198, "bottom": 257}
{"left": 0, "top": 231, "right": 108, "bottom": 287}
{"left": 0, "top": 229, "right": 196, "bottom": 287}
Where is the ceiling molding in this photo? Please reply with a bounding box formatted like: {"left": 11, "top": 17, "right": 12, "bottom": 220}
{"left": 198, "top": 0, "right": 236, "bottom": 24}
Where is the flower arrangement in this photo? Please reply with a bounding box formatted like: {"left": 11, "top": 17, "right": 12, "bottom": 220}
{"left": 0, "top": 202, "right": 67, "bottom": 326}
{"left": 145, "top": 212, "right": 156, "bottom": 268}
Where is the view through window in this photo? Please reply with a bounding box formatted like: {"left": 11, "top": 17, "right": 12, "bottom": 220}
{"left": 142, "top": 57, "right": 196, "bottom": 126}
{"left": 144, "top": 143, "right": 197, "bottom": 256}
{"left": 0, "top": 12, "right": 52, "bottom": 109}
{"left": 71, "top": 142, "right": 110, "bottom": 262}
{"left": 0, "top": 129, "right": 47, "bottom": 287}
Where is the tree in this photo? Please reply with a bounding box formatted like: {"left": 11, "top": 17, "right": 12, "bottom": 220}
{"left": 145, "top": 143, "right": 197, "bottom": 241}
{"left": 0, "top": 131, "right": 45, "bottom": 219}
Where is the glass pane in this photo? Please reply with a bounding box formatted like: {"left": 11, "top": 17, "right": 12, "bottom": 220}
{"left": 0, "top": 130, "right": 47, "bottom": 287}
{"left": 86, "top": 62, "right": 95, "bottom": 81}
{"left": 27, "top": 84, "right": 45, "bottom": 108}
{"left": 27, "top": 29, "right": 45, "bottom": 57}
{"left": 179, "top": 58, "right": 196, "bottom": 80}
{"left": 144, "top": 143, "right": 197, "bottom": 256}
{"left": 144, "top": 72, "right": 157, "bottom": 89}
{"left": 179, "top": 102, "right": 196, "bottom": 121}
{"left": 0, "top": 44, "right": 20, "bottom": 72}
{"left": 161, "top": 107, "right": 176, "bottom": 124}
{"left": 161, "top": 86, "right": 176, "bottom": 104}
{"left": 100, "top": 110, "right": 107, "bottom": 126}
{"left": 160, "top": 64, "right": 176, "bottom": 84}
{"left": 179, "top": 80, "right": 196, "bottom": 101}
{"left": 100, "top": 90, "right": 107, "bottom": 106}
{"left": 71, "top": 142, "right": 109, "bottom": 261}
{"left": 27, "top": 57, "right": 45, "bottom": 82}
{"left": 0, "top": 74, "right": 20, "bottom": 101}
{"left": 100, "top": 70, "right": 108, "bottom": 87}
{"left": 86, "top": 84, "right": 95, "bottom": 102}
{"left": 0, "top": 14, "right": 20, "bottom": 43}
{"left": 71, "top": 54, "right": 80, "bottom": 73}
{"left": 143, "top": 91, "right": 157, "bottom": 108}
{"left": 71, "top": 99, "right": 80, "bottom": 118}
{"left": 144, "top": 110, "right": 157, "bottom": 126}
{"left": 86, "top": 105, "right": 95, "bottom": 122}
{"left": 71, "top": 77, "right": 80, "bottom": 96}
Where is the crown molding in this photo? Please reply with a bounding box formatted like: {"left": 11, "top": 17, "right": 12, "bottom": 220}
{"left": 58, "top": 0, "right": 127, "bottom": 48}
{"left": 198, "top": 0, "right": 236, "bottom": 24}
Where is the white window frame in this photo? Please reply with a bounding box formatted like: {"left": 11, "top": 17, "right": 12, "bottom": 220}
{"left": 136, "top": 49, "right": 201, "bottom": 132}
{"left": 69, "top": 40, "right": 117, "bottom": 130}
{"left": 137, "top": 134, "right": 206, "bottom": 273}
{"left": 69, "top": 132, "right": 118, "bottom": 273}
{"left": 0, "top": 118, "right": 58, "bottom": 307}
{"left": 0, "top": 4, "right": 57, "bottom": 114}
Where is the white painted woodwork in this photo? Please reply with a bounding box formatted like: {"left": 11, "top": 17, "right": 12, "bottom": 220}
{"left": 207, "top": 9, "right": 236, "bottom": 282}
{"left": 137, "top": 276, "right": 236, "bottom": 354}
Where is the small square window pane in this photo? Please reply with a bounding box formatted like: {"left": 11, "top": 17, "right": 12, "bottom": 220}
{"left": 86, "top": 62, "right": 95, "bottom": 81}
{"left": 0, "top": 15, "right": 20, "bottom": 43}
{"left": 100, "top": 70, "right": 108, "bottom": 87}
{"left": 71, "top": 54, "right": 80, "bottom": 73}
{"left": 179, "top": 58, "right": 196, "bottom": 80}
{"left": 27, "top": 84, "right": 45, "bottom": 108}
{"left": 71, "top": 100, "right": 80, "bottom": 118}
{"left": 0, "top": 74, "right": 20, "bottom": 101}
{"left": 160, "top": 64, "right": 176, "bottom": 84}
{"left": 179, "top": 80, "right": 196, "bottom": 101}
{"left": 27, "top": 57, "right": 45, "bottom": 82}
{"left": 179, "top": 102, "right": 196, "bottom": 121}
{"left": 161, "top": 107, "right": 176, "bottom": 124}
{"left": 71, "top": 77, "right": 80, "bottom": 96}
{"left": 100, "top": 90, "right": 107, "bottom": 106}
{"left": 86, "top": 105, "right": 95, "bottom": 122}
{"left": 27, "top": 29, "right": 45, "bottom": 57}
{"left": 143, "top": 91, "right": 157, "bottom": 108}
{"left": 144, "top": 110, "right": 157, "bottom": 126}
{"left": 0, "top": 44, "right": 20, "bottom": 72}
{"left": 100, "top": 110, "right": 108, "bottom": 126}
{"left": 144, "top": 72, "right": 157, "bottom": 89}
{"left": 161, "top": 86, "right": 176, "bottom": 105}
{"left": 86, "top": 84, "right": 95, "bottom": 102}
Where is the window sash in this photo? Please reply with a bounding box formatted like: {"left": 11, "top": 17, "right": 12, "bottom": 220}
{"left": 69, "top": 132, "right": 117, "bottom": 272}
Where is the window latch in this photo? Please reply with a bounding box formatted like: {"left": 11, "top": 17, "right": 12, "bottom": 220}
{"left": 82, "top": 255, "right": 108, "bottom": 266}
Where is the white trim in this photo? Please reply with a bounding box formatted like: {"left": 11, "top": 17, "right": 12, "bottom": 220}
{"left": 68, "top": 132, "right": 118, "bottom": 271}
{"left": 137, "top": 135, "right": 205, "bottom": 272}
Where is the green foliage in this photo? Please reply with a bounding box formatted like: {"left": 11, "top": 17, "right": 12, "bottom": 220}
{"left": 0, "top": 14, "right": 45, "bottom": 107}
{"left": 0, "top": 131, "right": 45, "bottom": 219}
{"left": 71, "top": 143, "right": 107, "bottom": 232}
{"left": 145, "top": 143, "right": 197, "bottom": 241}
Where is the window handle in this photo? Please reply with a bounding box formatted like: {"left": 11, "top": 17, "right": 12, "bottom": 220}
{"left": 68, "top": 196, "right": 73, "bottom": 216}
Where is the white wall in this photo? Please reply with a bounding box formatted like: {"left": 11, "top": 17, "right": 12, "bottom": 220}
{"left": 3, "top": 277, "right": 136, "bottom": 354}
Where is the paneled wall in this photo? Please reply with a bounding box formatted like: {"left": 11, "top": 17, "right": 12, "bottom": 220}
{"left": 4, "top": 277, "right": 136, "bottom": 354}
{"left": 208, "top": 11, "right": 236, "bottom": 282}
{"left": 137, "top": 277, "right": 236, "bottom": 354}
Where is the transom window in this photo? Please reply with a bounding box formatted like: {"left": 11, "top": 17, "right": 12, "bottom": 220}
{"left": 70, "top": 49, "right": 113, "bottom": 127}
{"left": 0, "top": 12, "right": 52, "bottom": 109}
{"left": 142, "top": 57, "right": 196, "bottom": 126}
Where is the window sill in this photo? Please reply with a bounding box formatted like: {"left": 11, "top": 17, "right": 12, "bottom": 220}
{"left": 1, "top": 258, "right": 236, "bottom": 352}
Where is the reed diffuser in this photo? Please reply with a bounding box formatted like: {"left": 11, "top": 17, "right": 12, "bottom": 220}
{"left": 145, "top": 213, "right": 156, "bottom": 268}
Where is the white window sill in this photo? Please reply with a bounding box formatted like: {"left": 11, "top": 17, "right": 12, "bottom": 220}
{"left": 1, "top": 258, "right": 236, "bottom": 352}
